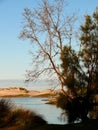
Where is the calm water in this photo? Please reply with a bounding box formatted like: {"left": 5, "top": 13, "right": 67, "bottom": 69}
{"left": 0, "top": 80, "right": 68, "bottom": 124}
{"left": 1, "top": 97, "right": 67, "bottom": 124}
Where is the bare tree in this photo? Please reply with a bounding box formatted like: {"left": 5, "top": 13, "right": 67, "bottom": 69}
{"left": 19, "top": 0, "right": 76, "bottom": 92}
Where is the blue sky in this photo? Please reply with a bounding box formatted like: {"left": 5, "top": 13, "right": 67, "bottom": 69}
{"left": 0, "top": 0, "right": 98, "bottom": 80}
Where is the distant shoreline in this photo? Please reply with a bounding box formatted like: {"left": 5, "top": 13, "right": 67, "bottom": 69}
{"left": 0, "top": 87, "right": 57, "bottom": 98}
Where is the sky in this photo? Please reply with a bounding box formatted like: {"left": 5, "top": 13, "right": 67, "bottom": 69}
{"left": 0, "top": 0, "right": 98, "bottom": 80}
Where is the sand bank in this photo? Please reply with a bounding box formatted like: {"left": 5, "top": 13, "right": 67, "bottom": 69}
{"left": 0, "top": 87, "right": 56, "bottom": 97}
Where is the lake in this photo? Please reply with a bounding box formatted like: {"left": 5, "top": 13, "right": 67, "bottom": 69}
{"left": 1, "top": 97, "right": 68, "bottom": 124}
{"left": 0, "top": 79, "right": 68, "bottom": 124}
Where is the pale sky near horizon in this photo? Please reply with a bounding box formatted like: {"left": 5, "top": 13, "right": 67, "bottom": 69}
{"left": 0, "top": 0, "right": 98, "bottom": 80}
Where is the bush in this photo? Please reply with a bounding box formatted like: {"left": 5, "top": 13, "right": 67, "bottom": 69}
{"left": 56, "top": 93, "right": 90, "bottom": 123}
{"left": 56, "top": 93, "right": 68, "bottom": 110}
{"left": 0, "top": 99, "right": 14, "bottom": 127}
{"left": 0, "top": 98, "right": 47, "bottom": 129}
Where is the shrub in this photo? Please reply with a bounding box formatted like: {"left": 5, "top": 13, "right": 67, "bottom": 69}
{"left": 0, "top": 99, "right": 47, "bottom": 129}
{"left": 56, "top": 93, "right": 90, "bottom": 123}
{"left": 0, "top": 99, "right": 14, "bottom": 127}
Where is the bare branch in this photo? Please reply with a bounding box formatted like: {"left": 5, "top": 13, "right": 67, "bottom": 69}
{"left": 19, "top": 0, "right": 77, "bottom": 90}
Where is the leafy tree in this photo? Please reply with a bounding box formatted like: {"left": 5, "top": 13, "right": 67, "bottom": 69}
{"left": 60, "top": 46, "right": 84, "bottom": 96}
{"left": 79, "top": 10, "right": 98, "bottom": 97}
{"left": 60, "top": 8, "right": 98, "bottom": 97}
{"left": 57, "top": 8, "right": 98, "bottom": 122}
{"left": 19, "top": 0, "right": 76, "bottom": 91}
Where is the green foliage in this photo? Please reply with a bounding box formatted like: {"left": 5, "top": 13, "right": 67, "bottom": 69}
{"left": 56, "top": 93, "right": 94, "bottom": 123}
{"left": 79, "top": 10, "right": 98, "bottom": 95}
{"left": 56, "top": 93, "right": 68, "bottom": 110}
{"left": 58, "top": 8, "right": 98, "bottom": 122}
{"left": 60, "top": 8, "right": 98, "bottom": 97}
{"left": 60, "top": 45, "right": 86, "bottom": 95}
{"left": 61, "top": 46, "right": 79, "bottom": 89}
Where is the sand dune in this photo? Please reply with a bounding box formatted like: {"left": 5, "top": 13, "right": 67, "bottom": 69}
{"left": 0, "top": 87, "right": 56, "bottom": 97}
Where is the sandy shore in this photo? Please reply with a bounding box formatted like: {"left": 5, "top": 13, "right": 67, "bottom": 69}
{"left": 0, "top": 87, "right": 56, "bottom": 97}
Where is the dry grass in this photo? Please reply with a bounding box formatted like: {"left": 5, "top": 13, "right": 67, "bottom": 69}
{"left": 0, "top": 99, "right": 47, "bottom": 130}
{"left": 0, "top": 98, "right": 98, "bottom": 130}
